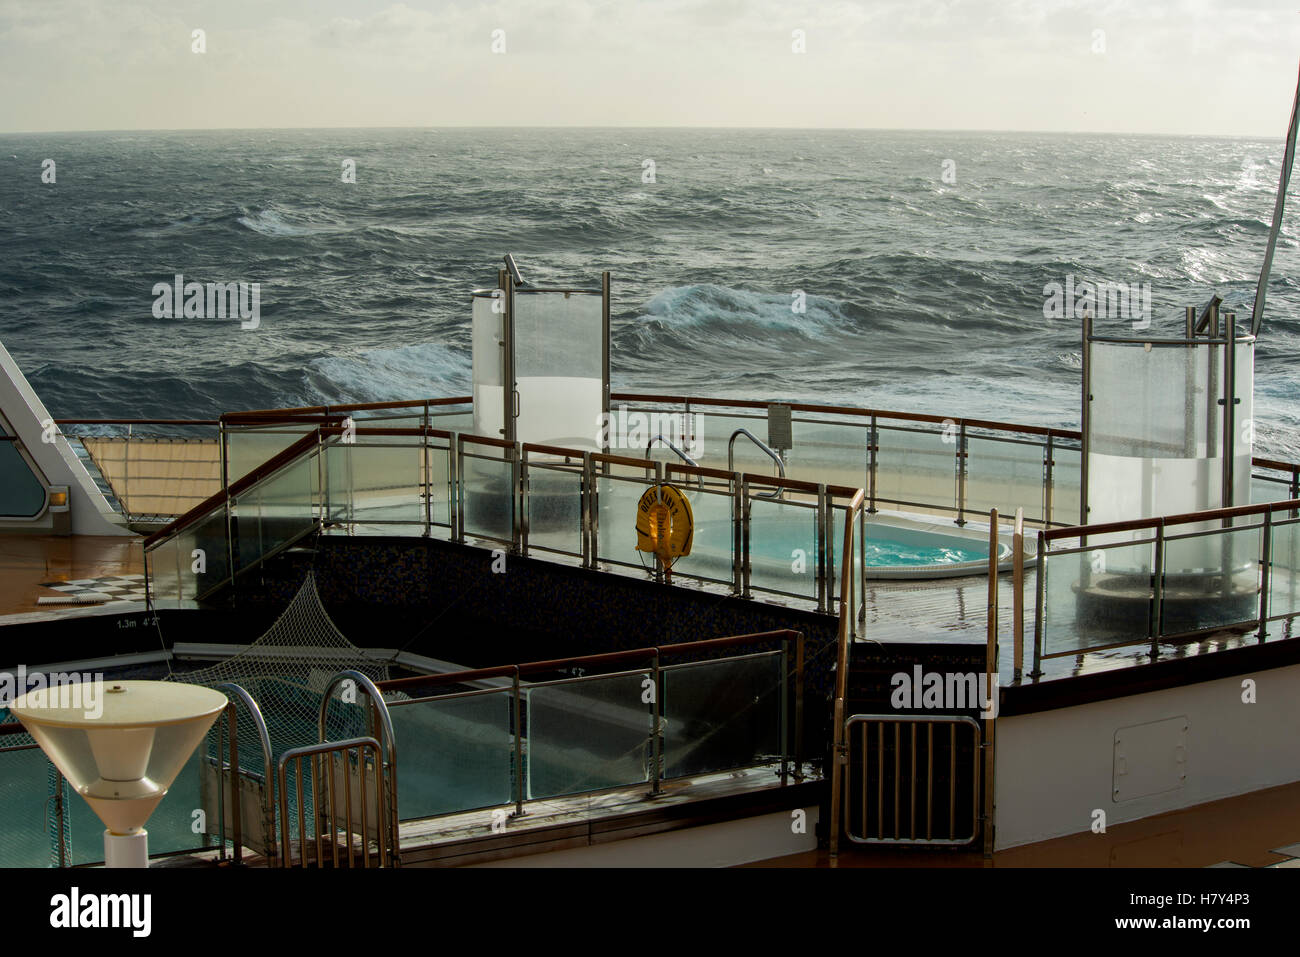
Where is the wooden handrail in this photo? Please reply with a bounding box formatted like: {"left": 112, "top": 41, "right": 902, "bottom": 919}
{"left": 1042, "top": 497, "right": 1300, "bottom": 545}
{"left": 375, "top": 629, "right": 799, "bottom": 693}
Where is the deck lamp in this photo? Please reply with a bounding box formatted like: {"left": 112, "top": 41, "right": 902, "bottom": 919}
{"left": 10, "top": 680, "right": 226, "bottom": 868}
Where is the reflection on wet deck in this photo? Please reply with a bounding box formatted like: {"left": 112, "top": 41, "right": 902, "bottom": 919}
{"left": 863, "top": 567, "right": 1297, "bottom": 685}
{"left": 0, "top": 534, "right": 145, "bottom": 617}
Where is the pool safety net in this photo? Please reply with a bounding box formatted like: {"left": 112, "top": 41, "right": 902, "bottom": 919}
{"left": 167, "top": 569, "right": 395, "bottom": 851}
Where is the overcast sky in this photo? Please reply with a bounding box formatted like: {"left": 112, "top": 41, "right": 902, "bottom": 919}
{"left": 1, "top": 0, "right": 1297, "bottom": 136}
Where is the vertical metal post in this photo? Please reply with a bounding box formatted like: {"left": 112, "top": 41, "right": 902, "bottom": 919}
{"left": 503, "top": 272, "right": 517, "bottom": 447}
{"left": 867, "top": 416, "right": 878, "bottom": 514}
{"left": 1080, "top": 314, "right": 1092, "bottom": 529}
{"left": 654, "top": 461, "right": 666, "bottom": 585}
{"left": 815, "top": 484, "right": 828, "bottom": 613}
{"left": 123, "top": 423, "right": 132, "bottom": 520}
{"left": 1151, "top": 522, "right": 1165, "bottom": 658}
{"left": 601, "top": 271, "right": 611, "bottom": 457}
{"left": 1013, "top": 508, "right": 1025, "bottom": 682}
{"left": 512, "top": 668, "right": 525, "bottom": 819}
{"left": 984, "top": 512, "right": 999, "bottom": 859}
{"left": 422, "top": 405, "right": 432, "bottom": 539}
{"left": 1259, "top": 508, "right": 1272, "bottom": 642}
{"left": 732, "top": 471, "right": 744, "bottom": 595}
{"left": 229, "top": 703, "right": 242, "bottom": 864}
{"left": 216, "top": 712, "right": 227, "bottom": 860}
{"left": 1043, "top": 433, "right": 1055, "bottom": 527}
{"left": 1222, "top": 313, "right": 1237, "bottom": 510}
{"left": 590, "top": 453, "right": 602, "bottom": 568}
{"left": 449, "top": 431, "right": 462, "bottom": 542}
{"left": 1031, "top": 530, "right": 1046, "bottom": 678}
{"left": 955, "top": 422, "right": 968, "bottom": 527}
{"left": 581, "top": 451, "right": 593, "bottom": 568}
{"left": 512, "top": 444, "right": 522, "bottom": 556}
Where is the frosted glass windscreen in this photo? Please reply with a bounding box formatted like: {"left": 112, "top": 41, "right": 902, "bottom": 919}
{"left": 472, "top": 294, "right": 505, "bottom": 440}
{"left": 1087, "top": 339, "right": 1254, "bottom": 524}
{"left": 512, "top": 291, "right": 603, "bottom": 450}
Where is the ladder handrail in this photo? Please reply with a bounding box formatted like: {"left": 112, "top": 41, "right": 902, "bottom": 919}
{"left": 729, "top": 428, "right": 785, "bottom": 500}
{"left": 645, "top": 434, "right": 704, "bottom": 489}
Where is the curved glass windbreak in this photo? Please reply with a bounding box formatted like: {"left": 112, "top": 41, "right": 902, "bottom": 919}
{"left": 0, "top": 424, "right": 47, "bottom": 518}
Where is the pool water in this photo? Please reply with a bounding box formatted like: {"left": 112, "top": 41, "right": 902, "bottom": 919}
{"left": 861, "top": 537, "right": 986, "bottom": 567}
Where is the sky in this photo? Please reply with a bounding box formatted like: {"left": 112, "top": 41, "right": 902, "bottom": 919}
{"left": 1, "top": 0, "right": 1298, "bottom": 136}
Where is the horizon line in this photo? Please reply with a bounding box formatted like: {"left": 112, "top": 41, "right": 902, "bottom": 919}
{"left": 0, "top": 123, "right": 1286, "bottom": 140}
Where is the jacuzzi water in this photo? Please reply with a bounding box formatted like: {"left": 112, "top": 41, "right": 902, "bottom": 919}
{"left": 861, "top": 538, "right": 986, "bottom": 568}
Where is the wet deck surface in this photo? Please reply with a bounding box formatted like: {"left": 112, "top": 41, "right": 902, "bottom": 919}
{"left": 864, "top": 566, "right": 1298, "bottom": 685}
{"left": 0, "top": 534, "right": 145, "bottom": 617}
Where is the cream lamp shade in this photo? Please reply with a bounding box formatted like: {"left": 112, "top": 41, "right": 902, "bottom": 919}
{"left": 10, "top": 680, "right": 227, "bottom": 865}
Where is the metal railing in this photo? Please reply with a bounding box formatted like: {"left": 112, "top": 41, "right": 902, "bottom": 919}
{"left": 842, "top": 715, "right": 983, "bottom": 846}
{"left": 374, "top": 629, "right": 805, "bottom": 823}
{"left": 144, "top": 423, "right": 867, "bottom": 617}
{"left": 209, "top": 682, "right": 276, "bottom": 865}
{"left": 277, "top": 736, "right": 391, "bottom": 868}
{"left": 1028, "top": 496, "right": 1300, "bottom": 675}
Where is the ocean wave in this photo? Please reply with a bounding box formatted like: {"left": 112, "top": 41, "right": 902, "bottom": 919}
{"left": 302, "top": 342, "right": 471, "bottom": 404}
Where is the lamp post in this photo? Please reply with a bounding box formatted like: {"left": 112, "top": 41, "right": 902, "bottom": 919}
{"left": 10, "top": 680, "right": 226, "bottom": 868}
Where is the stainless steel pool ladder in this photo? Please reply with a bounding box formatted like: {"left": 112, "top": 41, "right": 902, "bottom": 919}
{"left": 729, "top": 429, "right": 785, "bottom": 500}
{"left": 645, "top": 434, "right": 704, "bottom": 489}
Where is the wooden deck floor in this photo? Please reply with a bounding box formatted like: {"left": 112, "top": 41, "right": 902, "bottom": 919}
{"left": 0, "top": 534, "right": 145, "bottom": 616}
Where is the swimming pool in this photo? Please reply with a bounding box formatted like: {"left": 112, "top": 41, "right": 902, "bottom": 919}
{"left": 680, "top": 510, "right": 1018, "bottom": 589}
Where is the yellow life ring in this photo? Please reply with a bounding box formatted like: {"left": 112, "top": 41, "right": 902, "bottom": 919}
{"left": 635, "top": 484, "right": 694, "bottom": 565}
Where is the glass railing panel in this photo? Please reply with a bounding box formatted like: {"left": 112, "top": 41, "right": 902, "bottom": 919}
{"left": 1041, "top": 540, "right": 1155, "bottom": 656}
{"left": 662, "top": 652, "right": 783, "bottom": 779}
{"left": 226, "top": 425, "right": 314, "bottom": 485}
{"left": 1252, "top": 474, "right": 1296, "bottom": 506}
{"left": 257, "top": 454, "right": 317, "bottom": 557}
{"left": 1051, "top": 446, "right": 1082, "bottom": 526}
{"left": 1268, "top": 516, "right": 1300, "bottom": 622}
{"left": 431, "top": 410, "right": 475, "bottom": 433}
{"left": 787, "top": 418, "right": 868, "bottom": 489}
{"left": 688, "top": 412, "right": 779, "bottom": 475}
{"left": 389, "top": 690, "right": 514, "bottom": 819}
{"left": 525, "top": 672, "right": 651, "bottom": 799}
{"left": 1161, "top": 525, "right": 1261, "bottom": 635}
{"left": 232, "top": 485, "right": 263, "bottom": 573}
{"left": 747, "top": 497, "right": 819, "bottom": 599}
{"left": 147, "top": 536, "right": 182, "bottom": 601}
{"left": 595, "top": 473, "right": 653, "bottom": 570}
{"left": 526, "top": 462, "right": 583, "bottom": 557}
{"left": 672, "top": 484, "right": 735, "bottom": 585}
{"left": 324, "top": 443, "right": 352, "bottom": 526}
{"left": 460, "top": 449, "right": 514, "bottom": 544}
{"left": 347, "top": 437, "right": 423, "bottom": 528}
{"left": 874, "top": 423, "right": 957, "bottom": 513}
{"left": 965, "top": 435, "right": 1047, "bottom": 522}
{"left": 427, "top": 441, "right": 453, "bottom": 532}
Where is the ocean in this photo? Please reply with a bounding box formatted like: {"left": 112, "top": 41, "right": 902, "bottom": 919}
{"left": 1, "top": 127, "right": 1297, "bottom": 457}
